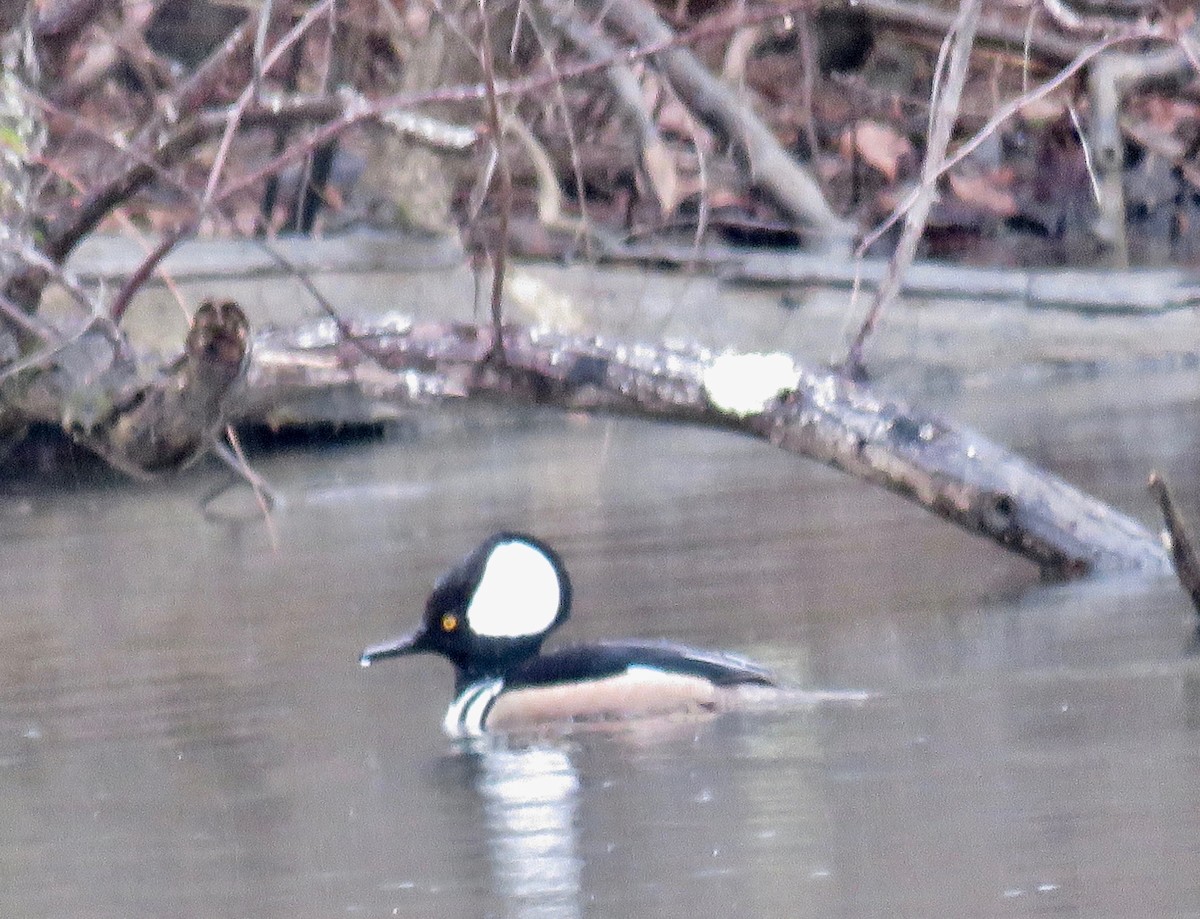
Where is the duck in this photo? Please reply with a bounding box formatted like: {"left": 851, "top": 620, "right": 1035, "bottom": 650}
{"left": 360, "top": 532, "right": 776, "bottom": 737}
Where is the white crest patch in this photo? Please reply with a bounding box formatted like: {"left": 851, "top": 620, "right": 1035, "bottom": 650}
{"left": 466, "top": 540, "right": 562, "bottom": 638}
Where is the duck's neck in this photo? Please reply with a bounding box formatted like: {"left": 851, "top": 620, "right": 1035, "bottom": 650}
{"left": 452, "top": 638, "right": 547, "bottom": 691}
{"left": 454, "top": 659, "right": 516, "bottom": 692}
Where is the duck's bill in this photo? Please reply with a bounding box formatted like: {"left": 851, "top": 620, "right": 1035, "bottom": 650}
{"left": 359, "top": 628, "right": 428, "bottom": 667}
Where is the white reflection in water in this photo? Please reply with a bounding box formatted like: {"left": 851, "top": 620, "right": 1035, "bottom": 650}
{"left": 475, "top": 745, "right": 583, "bottom": 919}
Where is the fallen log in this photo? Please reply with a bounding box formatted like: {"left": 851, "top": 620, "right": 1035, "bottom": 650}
{"left": 243, "top": 315, "right": 1169, "bottom": 578}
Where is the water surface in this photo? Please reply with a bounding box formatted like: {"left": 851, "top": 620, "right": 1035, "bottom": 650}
{"left": 1, "top": 368, "right": 1199, "bottom": 918}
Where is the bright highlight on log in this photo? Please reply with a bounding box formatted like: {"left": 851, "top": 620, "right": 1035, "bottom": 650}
{"left": 701, "top": 352, "right": 798, "bottom": 417}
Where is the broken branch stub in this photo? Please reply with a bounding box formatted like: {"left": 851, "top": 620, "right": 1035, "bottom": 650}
{"left": 1149, "top": 472, "right": 1200, "bottom": 615}
{"left": 3, "top": 299, "right": 250, "bottom": 478}
{"left": 243, "top": 316, "right": 1168, "bottom": 578}
{"left": 90, "top": 299, "right": 250, "bottom": 476}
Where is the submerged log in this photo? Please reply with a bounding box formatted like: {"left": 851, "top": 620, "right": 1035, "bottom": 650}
{"left": 243, "top": 315, "right": 1168, "bottom": 578}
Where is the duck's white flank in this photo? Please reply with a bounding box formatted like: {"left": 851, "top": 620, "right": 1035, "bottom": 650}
{"left": 484, "top": 667, "right": 721, "bottom": 732}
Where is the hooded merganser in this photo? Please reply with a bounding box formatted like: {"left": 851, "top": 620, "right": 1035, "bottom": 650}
{"left": 360, "top": 532, "right": 776, "bottom": 737}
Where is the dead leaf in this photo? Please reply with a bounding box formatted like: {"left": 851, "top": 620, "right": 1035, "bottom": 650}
{"left": 705, "top": 187, "right": 743, "bottom": 210}
{"left": 642, "top": 139, "right": 682, "bottom": 217}
{"left": 948, "top": 170, "right": 1017, "bottom": 218}
{"left": 843, "top": 121, "right": 912, "bottom": 182}
{"left": 1019, "top": 92, "right": 1069, "bottom": 125}
{"left": 1138, "top": 94, "right": 1198, "bottom": 133}
{"left": 655, "top": 93, "right": 697, "bottom": 140}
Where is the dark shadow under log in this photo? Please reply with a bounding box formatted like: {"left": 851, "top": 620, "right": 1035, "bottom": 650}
{"left": 242, "top": 315, "right": 1168, "bottom": 578}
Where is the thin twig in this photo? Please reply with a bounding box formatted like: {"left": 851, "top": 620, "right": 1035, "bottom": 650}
{"left": 523, "top": 6, "right": 593, "bottom": 252}
{"left": 1021, "top": 2, "right": 1038, "bottom": 96}
{"left": 854, "top": 26, "right": 1157, "bottom": 259}
{"left": 108, "top": 225, "right": 194, "bottom": 323}
{"left": 845, "top": 0, "right": 982, "bottom": 376}
{"left": 580, "top": 0, "right": 849, "bottom": 239}
{"left": 26, "top": 89, "right": 205, "bottom": 209}
{"left": 37, "top": 0, "right": 838, "bottom": 275}
{"left": 40, "top": 0, "right": 1162, "bottom": 300}
{"left": 1179, "top": 29, "right": 1200, "bottom": 75}
{"left": 796, "top": 12, "right": 820, "bottom": 163}
{"left": 1068, "top": 101, "right": 1101, "bottom": 205}
{"left": 0, "top": 290, "right": 58, "bottom": 343}
{"left": 252, "top": 0, "right": 276, "bottom": 95}
{"left": 150, "top": 21, "right": 255, "bottom": 133}
{"left": 421, "top": 0, "right": 480, "bottom": 57}
{"left": 31, "top": 155, "right": 193, "bottom": 320}
{"left": 220, "top": 425, "right": 280, "bottom": 550}
{"left": 34, "top": 0, "right": 107, "bottom": 42}
{"left": 209, "top": 2, "right": 826, "bottom": 211}
{"left": 477, "top": 0, "right": 513, "bottom": 365}
{"left": 682, "top": 104, "right": 710, "bottom": 262}
{"left": 247, "top": 237, "right": 398, "bottom": 369}
{"left": 0, "top": 238, "right": 111, "bottom": 323}
{"left": 107, "top": 2, "right": 335, "bottom": 323}
{"left": 0, "top": 308, "right": 107, "bottom": 386}
{"left": 202, "top": 0, "right": 334, "bottom": 207}
{"left": 291, "top": 0, "right": 339, "bottom": 232}
{"left": 1149, "top": 471, "right": 1200, "bottom": 616}
{"left": 1041, "top": 0, "right": 1134, "bottom": 35}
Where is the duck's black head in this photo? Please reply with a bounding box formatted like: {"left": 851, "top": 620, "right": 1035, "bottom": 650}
{"left": 360, "top": 532, "right": 572, "bottom": 686}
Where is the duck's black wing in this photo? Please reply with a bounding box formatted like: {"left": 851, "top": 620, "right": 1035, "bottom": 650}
{"left": 506, "top": 639, "right": 775, "bottom": 689}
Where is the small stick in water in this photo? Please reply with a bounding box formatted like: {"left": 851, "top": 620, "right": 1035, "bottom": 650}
{"left": 1149, "top": 471, "right": 1200, "bottom": 615}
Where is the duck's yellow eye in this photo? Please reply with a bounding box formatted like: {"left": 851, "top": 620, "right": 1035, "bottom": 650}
{"left": 441, "top": 613, "right": 459, "bottom": 632}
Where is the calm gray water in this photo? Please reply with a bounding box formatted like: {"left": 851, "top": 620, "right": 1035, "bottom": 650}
{"left": 2, "top": 364, "right": 1200, "bottom": 919}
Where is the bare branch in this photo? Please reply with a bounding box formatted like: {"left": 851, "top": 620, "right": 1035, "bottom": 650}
{"left": 536, "top": 0, "right": 677, "bottom": 214}
{"left": 854, "top": 26, "right": 1161, "bottom": 261}
{"left": 827, "top": 0, "right": 1091, "bottom": 66}
{"left": 576, "top": 0, "right": 854, "bottom": 247}
{"left": 202, "top": 0, "right": 335, "bottom": 206}
{"left": 846, "top": 0, "right": 982, "bottom": 376}
{"left": 34, "top": 0, "right": 105, "bottom": 42}
{"left": 108, "top": 229, "right": 190, "bottom": 323}
{"left": 477, "top": 0, "right": 513, "bottom": 364}
{"left": 1088, "top": 20, "right": 1200, "bottom": 265}
{"left": 28, "top": 0, "right": 821, "bottom": 299}
{"left": 243, "top": 315, "right": 1170, "bottom": 577}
